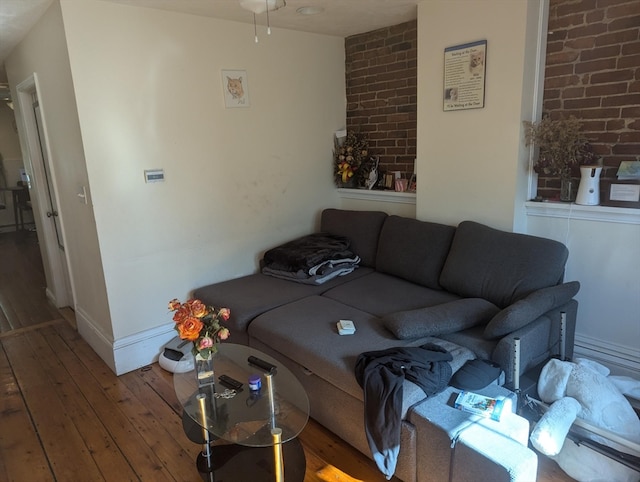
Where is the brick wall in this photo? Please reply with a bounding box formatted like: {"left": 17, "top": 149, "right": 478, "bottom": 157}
{"left": 539, "top": 0, "right": 640, "bottom": 199}
{"left": 345, "top": 20, "right": 417, "bottom": 181}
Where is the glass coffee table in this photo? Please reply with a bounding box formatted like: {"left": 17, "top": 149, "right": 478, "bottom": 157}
{"left": 174, "top": 343, "right": 309, "bottom": 481}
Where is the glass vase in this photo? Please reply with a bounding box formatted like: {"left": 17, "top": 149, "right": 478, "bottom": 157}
{"left": 195, "top": 352, "right": 215, "bottom": 388}
{"left": 560, "top": 178, "right": 575, "bottom": 202}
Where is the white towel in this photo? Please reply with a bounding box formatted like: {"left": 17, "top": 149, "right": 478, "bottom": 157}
{"left": 530, "top": 397, "right": 581, "bottom": 456}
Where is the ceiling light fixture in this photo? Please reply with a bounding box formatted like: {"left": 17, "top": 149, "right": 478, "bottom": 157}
{"left": 296, "top": 6, "right": 324, "bottom": 16}
{"left": 239, "top": 0, "right": 287, "bottom": 43}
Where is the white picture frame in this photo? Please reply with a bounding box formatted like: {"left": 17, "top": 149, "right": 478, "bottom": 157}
{"left": 221, "top": 69, "right": 250, "bottom": 108}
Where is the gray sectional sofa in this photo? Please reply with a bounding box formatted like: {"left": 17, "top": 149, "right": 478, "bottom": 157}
{"left": 193, "top": 208, "right": 580, "bottom": 481}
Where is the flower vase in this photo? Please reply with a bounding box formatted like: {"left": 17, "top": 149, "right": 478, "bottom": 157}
{"left": 195, "top": 352, "right": 215, "bottom": 387}
{"left": 560, "top": 178, "right": 575, "bottom": 202}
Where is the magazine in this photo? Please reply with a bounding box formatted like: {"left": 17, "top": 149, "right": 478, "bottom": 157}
{"left": 454, "top": 391, "right": 506, "bottom": 421}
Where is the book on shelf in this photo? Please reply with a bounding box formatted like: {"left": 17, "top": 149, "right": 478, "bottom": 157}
{"left": 454, "top": 391, "right": 506, "bottom": 421}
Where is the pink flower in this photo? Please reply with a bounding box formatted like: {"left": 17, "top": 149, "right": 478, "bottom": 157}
{"left": 198, "top": 337, "right": 214, "bottom": 350}
{"left": 218, "top": 328, "right": 230, "bottom": 340}
{"left": 219, "top": 308, "right": 231, "bottom": 321}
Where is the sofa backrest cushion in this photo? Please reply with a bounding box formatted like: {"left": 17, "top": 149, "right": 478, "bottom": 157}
{"left": 439, "top": 221, "right": 569, "bottom": 307}
{"left": 320, "top": 209, "right": 387, "bottom": 268}
{"left": 375, "top": 216, "right": 456, "bottom": 289}
{"left": 483, "top": 281, "right": 580, "bottom": 339}
{"left": 382, "top": 298, "right": 500, "bottom": 339}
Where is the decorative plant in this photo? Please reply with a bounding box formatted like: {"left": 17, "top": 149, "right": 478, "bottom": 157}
{"left": 168, "top": 298, "right": 230, "bottom": 358}
{"left": 334, "top": 131, "right": 369, "bottom": 186}
{"left": 524, "top": 116, "right": 596, "bottom": 180}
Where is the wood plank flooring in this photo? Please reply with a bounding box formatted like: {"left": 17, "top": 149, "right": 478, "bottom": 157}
{"left": 0, "top": 231, "right": 575, "bottom": 481}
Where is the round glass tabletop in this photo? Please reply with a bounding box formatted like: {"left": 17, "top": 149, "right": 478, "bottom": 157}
{"left": 174, "top": 343, "right": 309, "bottom": 448}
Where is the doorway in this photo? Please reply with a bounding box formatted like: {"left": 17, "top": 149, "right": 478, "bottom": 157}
{"left": 14, "top": 74, "right": 73, "bottom": 310}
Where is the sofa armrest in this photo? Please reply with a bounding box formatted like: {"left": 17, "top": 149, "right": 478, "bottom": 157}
{"left": 492, "top": 300, "right": 578, "bottom": 386}
{"left": 484, "top": 281, "right": 580, "bottom": 339}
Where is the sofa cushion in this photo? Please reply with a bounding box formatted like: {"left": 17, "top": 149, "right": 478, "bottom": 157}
{"left": 247, "top": 295, "right": 475, "bottom": 402}
{"left": 439, "top": 221, "right": 569, "bottom": 308}
{"left": 375, "top": 216, "right": 456, "bottom": 289}
{"left": 483, "top": 281, "right": 580, "bottom": 339}
{"left": 382, "top": 298, "right": 500, "bottom": 339}
{"left": 192, "top": 269, "right": 373, "bottom": 342}
{"left": 323, "top": 271, "right": 461, "bottom": 317}
{"left": 320, "top": 209, "right": 387, "bottom": 268}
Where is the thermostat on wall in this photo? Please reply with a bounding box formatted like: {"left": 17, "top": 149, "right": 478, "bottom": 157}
{"left": 144, "top": 169, "right": 165, "bottom": 183}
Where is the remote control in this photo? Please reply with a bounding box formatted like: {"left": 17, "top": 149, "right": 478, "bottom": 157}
{"left": 218, "top": 374, "right": 243, "bottom": 390}
{"left": 247, "top": 355, "right": 277, "bottom": 374}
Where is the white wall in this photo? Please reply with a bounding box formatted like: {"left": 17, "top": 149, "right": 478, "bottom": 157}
{"left": 54, "top": 0, "right": 345, "bottom": 371}
{"left": 416, "top": 0, "right": 544, "bottom": 232}
{"left": 527, "top": 210, "right": 640, "bottom": 377}
{"left": 6, "top": 0, "right": 110, "bottom": 342}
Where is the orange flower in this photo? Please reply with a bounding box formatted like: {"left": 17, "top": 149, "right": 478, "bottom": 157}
{"left": 186, "top": 299, "right": 208, "bottom": 318}
{"left": 172, "top": 305, "right": 190, "bottom": 324}
{"left": 168, "top": 299, "right": 181, "bottom": 311}
{"left": 177, "top": 316, "right": 204, "bottom": 341}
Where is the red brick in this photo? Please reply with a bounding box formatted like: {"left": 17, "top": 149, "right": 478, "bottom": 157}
{"left": 591, "top": 132, "right": 621, "bottom": 142}
{"left": 621, "top": 106, "right": 640, "bottom": 117}
{"left": 544, "top": 74, "right": 581, "bottom": 88}
{"left": 547, "top": 50, "right": 581, "bottom": 64}
{"left": 603, "top": 93, "right": 640, "bottom": 106}
{"left": 567, "top": 23, "right": 608, "bottom": 38}
{"left": 620, "top": 132, "right": 640, "bottom": 142}
{"left": 564, "top": 97, "right": 602, "bottom": 108}
{"left": 557, "top": 0, "right": 597, "bottom": 16}
{"left": 565, "top": 36, "right": 597, "bottom": 49}
{"left": 581, "top": 120, "right": 607, "bottom": 130}
{"left": 618, "top": 53, "right": 640, "bottom": 68}
{"left": 629, "top": 119, "right": 640, "bottom": 130}
{"left": 595, "top": 29, "right": 639, "bottom": 46}
{"left": 590, "top": 69, "right": 635, "bottom": 82}
{"left": 548, "top": 29, "right": 569, "bottom": 42}
{"left": 580, "top": 45, "right": 621, "bottom": 60}
{"left": 607, "top": 3, "right": 640, "bottom": 19}
{"left": 550, "top": 12, "right": 586, "bottom": 30}
{"left": 612, "top": 143, "right": 640, "bottom": 154}
{"left": 562, "top": 107, "right": 621, "bottom": 118}
{"left": 622, "top": 41, "right": 640, "bottom": 55}
{"left": 546, "top": 64, "right": 575, "bottom": 77}
{"left": 608, "top": 16, "right": 640, "bottom": 32}
{"left": 586, "top": 82, "right": 629, "bottom": 95}
{"left": 545, "top": 88, "right": 563, "bottom": 98}
{"left": 606, "top": 119, "right": 626, "bottom": 130}
{"left": 563, "top": 86, "right": 586, "bottom": 97}
{"left": 575, "top": 57, "right": 618, "bottom": 73}
{"left": 546, "top": 41, "right": 566, "bottom": 54}
{"left": 628, "top": 80, "right": 640, "bottom": 92}
{"left": 586, "top": 9, "right": 605, "bottom": 23}
{"left": 544, "top": 99, "right": 563, "bottom": 110}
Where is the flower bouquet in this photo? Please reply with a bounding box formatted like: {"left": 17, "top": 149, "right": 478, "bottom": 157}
{"left": 334, "top": 131, "right": 369, "bottom": 187}
{"left": 168, "top": 298, "right": 230, "bottom": 386}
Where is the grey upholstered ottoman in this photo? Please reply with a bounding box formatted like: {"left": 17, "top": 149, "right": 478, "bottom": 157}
{"left": 408, "top": 384, "right": 537, "bottom": 482}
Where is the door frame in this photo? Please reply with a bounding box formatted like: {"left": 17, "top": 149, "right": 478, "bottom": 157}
{"left": 15, "top": 73, "right": 74, "bottom": 308}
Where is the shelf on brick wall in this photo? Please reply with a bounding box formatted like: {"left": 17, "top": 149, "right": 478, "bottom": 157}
{"left": 337, "top": 188, "right": 416, "bottom": 205}
{"left": 525, "top": 201, "right": 640, "bottom": 225}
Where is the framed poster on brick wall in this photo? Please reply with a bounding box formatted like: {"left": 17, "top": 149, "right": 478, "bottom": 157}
{"left": 443, "top": 40, "right": 487, "bottom": 111}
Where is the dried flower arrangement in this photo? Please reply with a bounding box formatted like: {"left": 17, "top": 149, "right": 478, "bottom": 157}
{"left": 334, "top": 131, "right": 369, "bottom": 187}
{"left": 524, "top": 116, "right": 596, "bottom": 180}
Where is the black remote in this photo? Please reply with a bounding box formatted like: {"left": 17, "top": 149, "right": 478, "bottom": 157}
{"left": 218, "top": 374, "right": 243, "bottom": 390}
{"left": 247, "top": 355, "right": 277, "bottom": 374}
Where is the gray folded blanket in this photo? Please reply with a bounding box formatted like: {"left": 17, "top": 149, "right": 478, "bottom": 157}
{"left": 262, "top": 233, "right": 360, "bottom": 284}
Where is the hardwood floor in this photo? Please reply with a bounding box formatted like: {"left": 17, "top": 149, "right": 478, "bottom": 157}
{"left": 0, "top": 231, "right": 575, "bottom": 481}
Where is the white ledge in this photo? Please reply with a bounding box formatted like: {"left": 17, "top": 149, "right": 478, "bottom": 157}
{"left": 525, "top": 201, "right": 640, "bottom": 225}
{"left": 337, "top": 188, "right": 416, "bottom": 205}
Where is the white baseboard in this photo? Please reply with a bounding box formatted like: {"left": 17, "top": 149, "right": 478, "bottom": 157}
{"left": 574, "top": 334, "right": 640, "bottom": 378}
{"left": 75, "top": 306, "right": 177, "bottom": 375}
